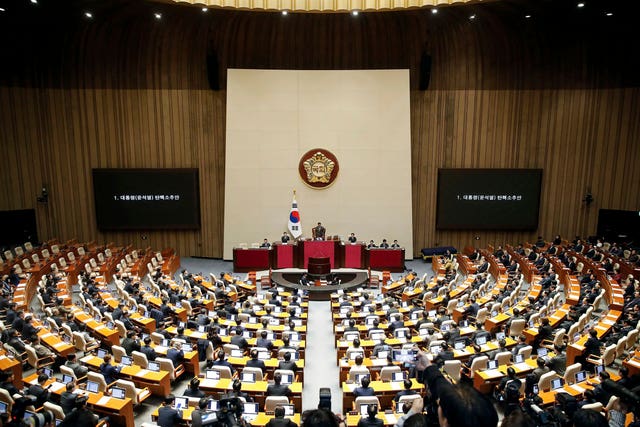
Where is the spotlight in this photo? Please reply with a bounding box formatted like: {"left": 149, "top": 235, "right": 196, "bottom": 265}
{"left": 30, "top": 0, "right": 37, "bottom": 4}
{"left": 0, "top": 7, "right": 5, "bottom": 12}
{"left": 282, "top": 10, "right": 288, "bottom": 15}
{"left": 577, "top": 2, "right": 585, "bottom": 8}
{"left": 351, "top": 10, "right": 359, "bottom": 16}
{"left": 84, "top": 11, "right": 93, "bottom": 18}
{"left": 605, "top": 12, "right": 613, "bottom": 16}
{"left": 431, "top": 8, "right": 438, "bottom": 14}
{"left": 202, "top": 7, "right": 208, "bottom": 12}
{"left": 469, "top": 14, "right": 476, "bottom": 20}
{"left": 525, "top": 14, "right": 531, "bottom": 18}
{"left": 154, "top": 12, "right": 162, "bottom": 19}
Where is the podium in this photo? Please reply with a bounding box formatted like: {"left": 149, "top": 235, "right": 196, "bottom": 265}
{"left": 273, "top": 242, "right": 295, "bottom": 269}
{"left": 342, "top": 243, "right": 364, "bottom": 268}
{"left": 301, "top": 240, "right": 338, "bottom": 268}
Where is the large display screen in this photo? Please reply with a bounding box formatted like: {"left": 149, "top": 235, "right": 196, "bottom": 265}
{"left": 93, "top": 169, "right": 200, "bottom": 230}
{"left": 436, "top": 169, "right": 542, "bottom": 230}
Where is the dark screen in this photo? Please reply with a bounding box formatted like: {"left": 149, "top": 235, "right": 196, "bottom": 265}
{"left": 93, "top": 169, "right": 200, "bottom": 230}
{"left": 436, "top": 169, "right": 542, "bottom": 230}
{"left": 597, "top": 209, "right": 640, "bottom": 243}
{"left": 0, "top": 209, "right": 38, "bottom": 248}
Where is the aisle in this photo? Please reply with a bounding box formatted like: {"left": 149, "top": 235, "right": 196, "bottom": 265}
{"left": 302, "top": 300, "right": 342, "bottom": 413}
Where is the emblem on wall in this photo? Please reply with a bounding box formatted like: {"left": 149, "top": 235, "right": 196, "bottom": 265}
{"left": 298, "top": 149, "right": 340, "bottom": 189}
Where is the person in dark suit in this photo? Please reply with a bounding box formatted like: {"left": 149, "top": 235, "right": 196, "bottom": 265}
{"left": 230, "top": 326, "right": 249, "bottom": 350}
{"left": 167, "top": 342, "right": 185, "bottom": 367}
{"left": 65, "top": 353, "right": 89, "bottom": 378}
{"left": 281, "top": 233, "right": 291, "bottom": 244}
{"left": 260, "top": 239, "right": 271, "bottom": 248}
{"left": 266, "top": 406, "right": 298, "bottom": 427}
{"left": 121, "top": 330, "right": 141, "bottom": 355}
{"left": 140, "top": 337, "right": 157, "bottom": 362}
{"left": 191, "top": 397, "right": 212, "bottom": 427}
{"left": 157, "top": 396, "right": 183, "bottom": 427}
{"left": 256, "top": 330, "right": 274, "bottom": 351}
{"left": 379, "top": 239, "right": 390, "bottom": 249}
{"left": 357, "top": 404, "right": 383, "bottom": 427}
{"left": 313, "top": 222, "right": 326, "bottom": 240}
{"left": 266, "top": 372, "right": 292, "bottom": 397}
{"left": 28, "top": 373, "right": 51, "bottom": 408}
{"left": 60, "top": 381, "right": 79, "bottom": 415}
{"left": 246, "top": 348, "right": 267, "bottom": 374}
{"left": 184, "top": 377, "right": 206, "bottom": 398}
{"left": 348, "top": 233, "right": 357, "bottom": 244}
{"left": 212, "top": 350, "right": 236, "bottom": 375}
{"left": 394, "top": 379, "right": 415, "bottom": 403}
{"left": 433, "top": 342, "right": 455, "bottom": 368}
{"left": 278, "top": 351, "right": 298, "bottom": 373}
{"left": 99, "top": 354, "right": 121, "bottom": 384}
{"left": 353, "top": 376, "right": 375, "bottom": 397}
{"left": 21, "top": 315, "right": 39, "bottom": 339}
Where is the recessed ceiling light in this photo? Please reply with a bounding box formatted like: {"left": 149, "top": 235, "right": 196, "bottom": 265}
{"left": 469, "top": 14, "right": 476, "bottom": 20}
{"left": 577, "top": 2, "right": 585, "bottom": 8}
{"left": 202, "top": 7, "right": 208, "bottom": 12}
{"left": 525, "top": 14, "right": 531, "bottom": 18}
{"left": 154, "top": 12, "right": 162, "bottom": 19}
{"left": 282, "top": 10, "right": 288, "bottom": 15}
{"left": 351, "top": 10, "right": 359, "bottom": 16}
{"left": 431, "top": 8, "right": 438, "bottom": 14}
{"left": 605, "top": 12, "right": 613, "bottom": 16}
{"left": 30, "top": 0, "right": 37, "bottom": 4}
{"left": 0, "top": 7, "right": 6, "bottom": 12}
{"left": 84, "top": 11, "right": 93, "bottom": 18}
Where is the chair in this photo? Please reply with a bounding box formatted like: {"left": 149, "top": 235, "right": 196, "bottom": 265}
{"left": 87, "top": 372, "right": 110, "bottom": 392}
{"left": 627, "top": 329, "right": 639, "bottom": 351}
{"left": 0, "top": 388, "right": 14, "bottom": 412}
{"left": 132, "top": 351, "right": 149, "bottom": 368}
{"left": 348, "top": 366, "right": 371, "bottom": 383}
{"left": 538, "top": 370, "right": 558, "bottom": 392}
{"left": 114, "top": 379, "right": 151, "bottom": 405}
{"left": 508, "top": 319, "right": 526, "bottom": 338}
{"left": 210, "top": 365, "right": 233, "bottom": 379}
{"left": 264, "top": 396, "right": 290, "bottom": 412}
{"left": 150, "top": 332, "right": 164, "bottom": 345}
{"left": 114, "top": 320, "right": 127, "bottom": 339}
{"left": 60, "top": 365, "right": 85, "bottom": 383}
{"left": 274, "top": 369, "right": 296, "bottom": 383}
{"left": 564, "top": 363, "right": 582, "bottom": 385}
{"left": 43, "top": 402, "right": 66, "bottom": 420}
{"left": 354, "top": 396, "right": 381, "bottom": 411}
{"left": 379, "top": 366, "right": 401, "bottom": 382}
{"left": 15, "top": 246, "right": 24, "bottom": 257}
{"left": 243, "top": 366, "right": 265, "bottom": 382}
{"left": 112, "top": 345, "right": 127, "bottom": 363}
{"left": 24, "top": 345, "right": 55, "bottom": 370}
{"left": 587, "top": 344, "right": 616, "bottom": 367}
{"left": 517, "top": 346, "right": 533, "bottom": 359}
{"left": 616, "top": 337, "right": 628, "bottom": 359}
{"left": 223, "top": 343, "right": 239, "bottom": 355}
{"left": 443, "top": 360, "right": 461, "bottom": 383}
{"left": 495, "top": 351, "right": 512, "bottom": 366}
{"left": 464, "top": 355, "right": 488, "bottom": 379}
{"left": 156, "top": 357, "right": 185, "bottom": 381}
{"left": 475, "top": 308, "right": 488, "bottom": 325}
{"left": 397, "top": 394, "right": 421, "bottom": 408}
{"left": 73, "top": 331, "right": 99, "bottom": 355}
{"left": 581, "top": 402, "right": 604, "bottom": 413}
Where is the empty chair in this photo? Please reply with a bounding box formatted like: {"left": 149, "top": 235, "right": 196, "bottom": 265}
{"left": 564, "top": 363, "right": 582, "bottom": 385}
{"left": 517, "top": 346, "right": 533, "bottom": 359}
{"left": 538, "top": 370, "right": 558, "bottom": 392}
{"left": 379, "top": 366, "right": 401, "bottom": 382}
{"left": 43, "top": 402, "right": 65, "bottom": 420}
{"left": 112, "top": 345, "right": 127, "bottom": 363}
{"left": 495, "top": 352, "right": 512, "bottom": 366}
{"left": 508, "top": 319, "right": 526, "bottom": 338}
{"left": 150, "top": 332, "right": 165, "bottom": 345}
{"left": 264, "top": 396, "right": 290, "bottom": 412}
{"left": 157, "top": 357, "right": 185, "bottom": 381}
{"left": 114, "top": 379, "right": 151, "bottom": 405}
{"left": 132, "top": 351, "right": 149, "bottom": 368}
{"left": 87, "top": 372, "right": 109, "bottom": 392}
{"left": 443, "top": 360, "right": 461, "bottom": 383}
{"left": 616, "top": 337, "right": 628, "bottom": 359}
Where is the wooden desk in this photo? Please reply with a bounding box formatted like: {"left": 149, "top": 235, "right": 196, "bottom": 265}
{"left": 73, "top": 309, "right": 121, "bottom": 346}
{"left": 199, "top": 378, "right": 303, "bottom": 412}
{"left": 0, "top": 353, "right": 22, "bottom": 388}
{"left": 152, "top": 406, "right": 302, "bottom": 427}
{"left": 80, "top": 355, "right": 171, "bottom": 397}
{"left": 473, "top": 359, "right": 537, "bottom": 394}
{"left": 346, "top": 412, "right": 403, "bottom": 426}
{"left": 342, "top": 378, "right": 424, "bottom": 411}
{"left": 22, "top": 373, "right": 134, "bottom": 427}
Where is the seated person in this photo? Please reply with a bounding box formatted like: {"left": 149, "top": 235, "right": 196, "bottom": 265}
{"left": 266, "top": 372, "right": 292, "bottom": 397}
{"left": 266, "top": 406, "right": 298, "bottom": 427}
{"left": 357, "top": 404, "right": 383, "bottom": 427}
{"left": 184, "top": 377, "right": 206, "bottom": 398}
{"left": 353, "top": 375, "right": 375, "bottom": 397}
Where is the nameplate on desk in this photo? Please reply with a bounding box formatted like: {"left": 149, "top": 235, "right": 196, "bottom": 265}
{"left": 385, "top": 414, "right": 398, "bottom": 424}
{"left": 483, "top": 369, "right": 503, "bottom": 378}
{"left": 95, "top": 325, "right": 106, "bottom": 331}
{"left": 0, "top": 356, "right": 6, "bottom": 361}
{"left": 137, "top": 369, "right": 150, "bottom": 376}
{"left": 390, "top": 382, "right": 402, "bottom": 390}
{"left": 50, "top": 382, "right": 66, "bottom": 392}
{"left": 602, "top": 319, "right": 615, "bottom": 325}
{"left": 201, "top": 379, "right": 220, "bottom": 388}
{"left": 54, "top": 342, "right": 67, "bottom": 348}
{"left": 155, "top": 346, "right": 168, "bottom": 353}
{"left": 97, "top": 396, "right": 112, "bottom": 406}
{"left": 514, "top": 363, "right": 530, "bottom": 371}
{"left": 41, "top": 333, "right": 53, "bottom": 339}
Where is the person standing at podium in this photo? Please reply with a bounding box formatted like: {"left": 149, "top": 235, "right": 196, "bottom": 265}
{"left": 391, "top": 240, "right": 401, "bottom": 248}
{"left": 312, "top": 222, "right": 326, "bottom": 240}
{"left": 380, "top": 239, "right": 390, "bottom": 248}
{"left": 281, "top": 232, "right": 291, "bottom": 243}
{"left": 348, "top": 233, "right": 357, "bottom": 244}
{"left": 260, "top": 239, "right": 271, "bottom": 248}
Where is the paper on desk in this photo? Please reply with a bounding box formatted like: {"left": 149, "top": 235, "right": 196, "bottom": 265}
{"left": 483, "top": 369, "right": 503, "bottom": 378}
{"left": 40, "top": 333, "right": 53, "bottom": 339}
{"left": 571, "top": 385, "right": 586, "bottom": 394}
{"left": 390, "top": 381, "right": 402, "bottom": 390}
{"left": 53, "top": 342, "right": 67, "bottom": 348}
{"left": 514, "top": 363, "right": 530, "bottom": 371}
{"left": 201, "top": 379, "right": 219, "bottom": 388}
{"left": 137, "top": 369, "right": 149, "bottom": 376}
{"left": 97, "top": 396, "right": 112, "bottom": 406}
{"left": 155, "top": 346, "right": 168, "bottom": 353}
{"left": 49, "top": 382, "right": 66, "bottom": 392}
{"left": 385, "top": 414, "right": 398, "bottom": 424}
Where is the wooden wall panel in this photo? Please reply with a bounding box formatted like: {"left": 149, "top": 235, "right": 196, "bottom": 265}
{"left": 0, "top": 0, "right": 639, "bottom": 257}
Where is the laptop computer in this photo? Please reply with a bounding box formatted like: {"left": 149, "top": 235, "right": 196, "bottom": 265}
{"left": 475, "top": 336, "right": 487, "bottom": 346}
{"left": 536, "top": 348, "right": 548, "bottom": 358}
{"left": 182, "top": 343, "right": 192, "bottom": 352}
{"left": 241, "top": 372, "right": 256, "bottom": 383}
{"left": 243, "top": 402, "right": 259, "bottom": 419}
{"left": 441, "top": 323, "right": 450, "bottom": 332}
{"left": 174, "top": 396, "right": 188, "bottom": 409}
{"left": 86, "top": 381, "right": 100, "bottom": 393}
{"left": 487, "top": 360, "right": 498, "bottom": 370}
{"left": 454, "top": 340, "right": 466, "bottom": 350}
{"left": 286, "top": 332, "right": 299, "bottom": 341}
{"left": 513, "top": 354, "right": 524, "bottom": 364}
{"left": 218, "top": 328, "right": 228, "bottom": 336}
{"left": 42, "top": 367, "right": 54, "bottom": 378}
{"left": 359, "top": 404, "right": 371, "bottom": 417}
{"left": 0, "top": 401, "right": 8, "bottom": 414}
{"left": 231, "top": 349, "right": 244, "bottom": 358}
{"left": 391, "top": 371, "right": 405, "bottom": 382}
{"left": 121, "top": 356, "right": 133, "bottom": 366}
{"left": 148, "top": 361, "right": 160, "bottom": 372}
{"left": 280, "top": 373, "right": 294, "bottom": 385}
{"left": 550, "top": 378, "right": 564, "bottom": 390}
{"left": 242, "top": 330, "right": 253, "bottom": 338}
{"left": 258, "top": 351, "right": 270, "bottom": 360}
{"left": 162, "top": 339, "right": 171, "bottom": 347}
{"left": 575, "top": 371, "right": 588, "bottom": 383}
{"left": 495, "top": 332, "right": 506, "bottom": 341}
{"left": 198, "top": 325, "right": 209, "bottom": 333}
{"left": 206, "top": 369, "right": 221, "bottom": 380}
{"left": 208, "top": 400, "right": 220, "bottom": 411}
{"left": 111, "top": 386, "right": 126, "bottom": 399}
{"left": 594, "top": 365, "right": 604, "bottom": 376}
{"left": 430, "top": 346, "right": 441, "bottom": 356}
{"left": 282, "top": 404, "right": 295, "bottom": 417}
{"left": 269, "top": 318, "right": 280, "bottom": 326}
{"left": 355, "top": 374, "right": 369, "bottom": 386}
{"left": 106, "top": 321, "right": 115, "bottom": 330}
{"left": 532, "top": 384, "right": 539, "bottom": 395}
{"left": 395, "top": 329, "right": 407, "bottom": 338}
{"left": 349, "top": 352, "right": 363, "bottom": 360}
{"left": 61, "top": 374, "right": 75, "bottom": 384}
{"left": 371, "top": 332, "right": 385, "bottom": 341}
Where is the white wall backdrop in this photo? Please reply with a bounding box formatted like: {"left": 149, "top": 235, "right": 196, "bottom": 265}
{"left": 223, "top": 69, "right": 413, "bottom": 260}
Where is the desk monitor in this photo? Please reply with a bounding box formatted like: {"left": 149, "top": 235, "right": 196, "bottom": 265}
{"left": 111, "top": 386, "right": 126, "bottom": 399}
{"left": 340, "top": 307, "right": 351, "bottom": 314}
{"left": 248, "top": 317, "right": 257, "bottom": 324}
{"left": 280, "top": 373, "right": 294, "bottom": 385}
{"left": 349, "top": 351, "right": 364, "bottom": 361}
{"left": 366, "top": 317, "right": 377, "bottom": 326}
{"left": 495, "top": 332, "right": 506, "bottom": 341}
{"left": 227, "top": 314, "right": 236, "bottom": 321}
{"left": 514, "top": 354, "right": 524, "bottom": 364}
{"left": 396, "top": 402, "right": 406, "bottom": 414}
{"left": 391, "top": 372, "right": 405, "bottom": 382}
{"left": 231, "top": 349, "right": 244, "bottom": 358}
{"left": 440, "top": 324, "right": 450, "bottom": 332}
{"left": 345, "top": 334, "right": 358, "bottom": 342}
{"left": 198, "top": 325, "right": 209, "bottom": 333}
{"left": 594, "top": 365, "right": 604, "bottom": 376}
{"left": 208, "top": 400, "right": 220, "bottom": 411}
{"left": 430, "top": 346, "right": 441, "bottom": 356}
{"left": 286, "top": 351, "right": 299, "bottom": 361}
{"left": 218, "top": 328, "right": 228, "bottom": 336}
{"left": 142, "top": 333, "right": 150, "bottom": 341}
{"left": 162, "top": 339, "right": 171, "bottom": 347}
{"left": 86, "top": 381, "right": 100, "bottom": 393}
{"left": 550, "top": 378, "right": 564, "bottom": 390}
{"left": 457, "top": 300, "right": 465, "bottom": 307}
{"left": 359, "top": 404, "right": 370, "bottom": 417}
{"left": 63, "top": 335, "right": 71, "bottom": 343}
{"left": 43, "top": 367, "right": 54, "bottom": 378}
{"left": 242, "top": 330, "right": 253, "bottom": 338}
{"left": 282, "top": 404, "right": 295, "bottom": 417}
{"left": 182, "top": 343, "right": 193, "bottom": 352}
{"left": 269, "top": 318, "right": 280, "bottom": 326}
{"left": 394, "top": 329, "right": 407, "bottom": 338}
{"left": 377, "top": 350, "right": 389, "bottom": 359}
{"left": 393, "top": 349, "right": 417, "bottom": 363}
{"left": 575, "top": 371, "right": 588, "bottom": 383}
{"left": 206, "top": 369, "right": 221, "bottom": 380}
{"left": 428, "top": 310, "right": 437, "bottom": 318}
{"left": 208, "top": 310, "right": 217, "bottom": 317}
{"left": 94, "top": 315, "right": 102, "bottom": 322}
{"left": 410, "top": 312, "right": 420, "bottom": 320}
{"left": 61, "top": 374, "right": 74, "bottom": 384}
{"left": 121, "top": 356, "right": 133, "bottom": 366}
{"left": 491, "top": 311, "right": 498, "bottom": 318}
{"left": 286, "top": 332, "right": 298, "bottom": 341}
{"left": 258, "top": 351, "right": 270, "bottom": 360}
{"left": 536, "top": 348, "right": 548, "bottom": 358}
{"left": 341, "top": 319, "right": 351, "bottom": 327}
{"left": 176, "top": 303, "right": 183, "bottom": 309}
{"left": 454, "top": 340, "right": 466, "bottom": 351}
{"left": 529, "top": 320, "right": 535, "bottom": 328}
{"left": 144, "top": 311, "right": 150, "bottom": 318}
{"left": 148, "top": 361, "right": 161, "bottom": 372}
{"left": 487, "top": 360, "right": 498, "bottom": 370}
{"left": 475, "top": 336, "right": 487, "bottom": 346}
{"left": 106, "top": 321, "right": 115, "bottom": 330}
{"left": 371, "top": 332, "right": 385, "bottom": 341}
{"left": 573, "top": 333, "right": 581, "bottom": 343}
{"left": 178, "top": 321, "right": 186, "bottom": 328}
{"left": 174, "top": 397, "right": 188, "bottom": 409}
{"left": 292, "top": 319, "right": 303, "bottom": 327}
{"left": 241, "top": 372, "right": 256, "bottom": 383}
{"left": 355, "top": 374, "right": 369, "bottom": 386}
{"left": 0, "top": 401, "right": 7, "bottom": 414}
{"left": 273, "top": 306, "right": 282, "bottom": 313}
{"left": 244, "top": 402, "right": 259, "bottom": 415}
{"left": 401, "top": 301, "right": 409, "bottom": 308}
{"left": 460, "top": 320, "right": 469, "bottom": 327}
{"left": 532, "top": 384, "right": 539, "bottom": 395}
{"left": 201, "top": 412, "right": 218, "bottom": 425}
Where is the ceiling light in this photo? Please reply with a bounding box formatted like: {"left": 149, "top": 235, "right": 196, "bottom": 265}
{"left": 154, "top": 12, "right": 162, "bottom": 19}
{"left": 525, "top": 14, "right": 531, "bottom": 18}
{"left": 282, "top": 10, "right": 288, "bottom": 15}
{"left": 431, "top": 8, "right": 438, "bottom": 14}
{"left": 469, "top": 14, "right": 476, "bottom": 20}
{"left": 351, "top": 10, "right": 359, "bottom": 16}
{"left": 577, "top": 2, "right": 585, "bottom": 8}
{"left": 605, "top": 12, "right": 613, "bottom": 16}
{"left": 0, "top": 7, "right": 5, "bottom": 12}
{"left": 84, "top": 11, "right": 93, "bottom": 18}
{"left": 30, "top": 0, "right": 37, "bottom": 3}
{"left": 202, "top": 7, "right": 208, "bottom": 12}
